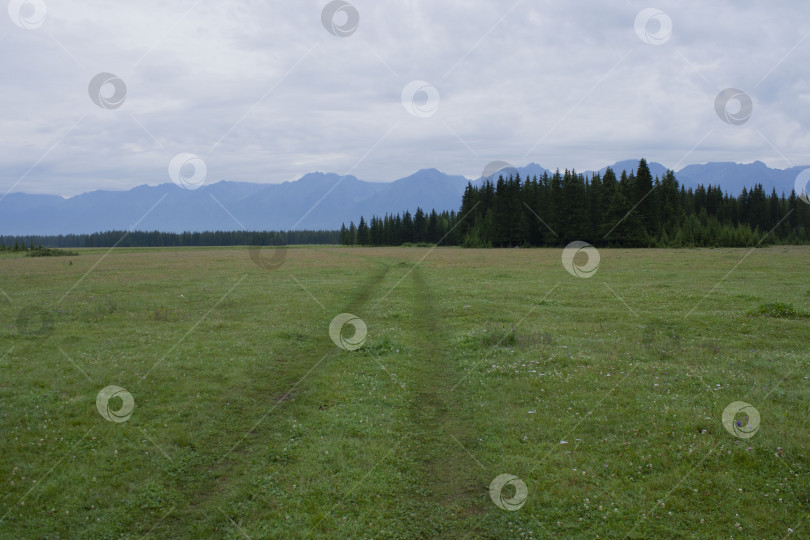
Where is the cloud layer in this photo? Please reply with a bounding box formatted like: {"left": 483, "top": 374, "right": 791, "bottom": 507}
{"left": 1, "top": 0, "right": 808, "bottom": 196}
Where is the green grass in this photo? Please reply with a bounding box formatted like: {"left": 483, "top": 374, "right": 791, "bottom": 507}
{"left": 0, "top": 246, "right": 808, "bottom": 538}
{"left": 748, "top": 302, "right": 810, "bottom": 319}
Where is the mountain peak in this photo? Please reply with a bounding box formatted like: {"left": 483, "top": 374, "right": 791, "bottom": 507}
{"left": 294, "top": 172, "right": 359, "bottom": 185}
{"left": 412, "top": 168, "right": 443, "bottom": 176}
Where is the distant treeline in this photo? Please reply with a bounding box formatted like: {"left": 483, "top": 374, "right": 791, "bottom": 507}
{"left": 339, "top": 210, "right": 459, "bottom": 246}
{"left": 0, "top": 242, "right": 78, "bottom": 257}
{"left": 0, "top": 229, "right": 340, "bottom": 249}
{"left": 342, "top": 159, "right": 810, "bottom": 248}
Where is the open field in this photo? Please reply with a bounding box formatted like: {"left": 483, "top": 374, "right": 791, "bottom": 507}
{"left": 0, "top": 246, "right": 808, "bottom": 538}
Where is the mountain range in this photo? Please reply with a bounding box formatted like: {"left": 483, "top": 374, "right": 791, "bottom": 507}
{"left": 1, "top": 160, "right": 806, "bottom": 235}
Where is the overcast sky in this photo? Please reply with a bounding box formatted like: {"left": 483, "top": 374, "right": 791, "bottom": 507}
{"left": 1, "top": 0, "right": 809, "bottom": 196}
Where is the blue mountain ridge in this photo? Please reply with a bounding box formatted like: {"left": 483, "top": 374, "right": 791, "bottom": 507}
{"left": 1, "top": 161, "right": 805, "bottom": 234}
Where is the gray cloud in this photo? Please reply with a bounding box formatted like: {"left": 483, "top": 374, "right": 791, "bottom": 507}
{"left": 1, "top": 0, "right": 808, "bottom": 196}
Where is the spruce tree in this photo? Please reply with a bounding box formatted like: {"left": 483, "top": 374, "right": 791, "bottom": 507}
{"left": 357, "top": 217, "right": 370, "bottom": 245}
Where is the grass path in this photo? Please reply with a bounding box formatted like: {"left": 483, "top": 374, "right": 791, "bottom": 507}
{"left": 399, "top": 266, "right": 487, "bottom": 535}
{"left": 160, "top": 254, "right": 398, "bottom": 536}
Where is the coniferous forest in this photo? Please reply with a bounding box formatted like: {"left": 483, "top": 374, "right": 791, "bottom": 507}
{"left": 342, "top": 159, "right": 810, "bottom": 248}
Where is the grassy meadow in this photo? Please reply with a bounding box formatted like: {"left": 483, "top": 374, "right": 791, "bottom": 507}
{"left": 0, "top": 245, "right": 808, "bottom": 538}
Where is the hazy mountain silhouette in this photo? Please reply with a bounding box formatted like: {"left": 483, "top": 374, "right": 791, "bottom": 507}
{"left": 1, "top": 161, "right": 805, "bottom": 234}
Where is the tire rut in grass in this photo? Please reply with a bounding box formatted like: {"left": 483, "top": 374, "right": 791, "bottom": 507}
{"left": 157, "top": 261, "right": 395, "bottom": 534}
{"left": 342, "top": 260, "right": 391, "bottom": 312}
{"left": 404, "top": 266, "right": 485, "bottom": 529}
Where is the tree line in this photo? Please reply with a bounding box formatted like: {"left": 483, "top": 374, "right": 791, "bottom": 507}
{"left": 339, "top": 209, "right": 459, "bottom": 246}
{"left": 0, "top": 229, "right": 340, "bottom": 249}
{"left": 342, "top": 159, "right": 810, "bottom": 248}
{"left": 0, "top": 241, "right": 38, "bottom": 252}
